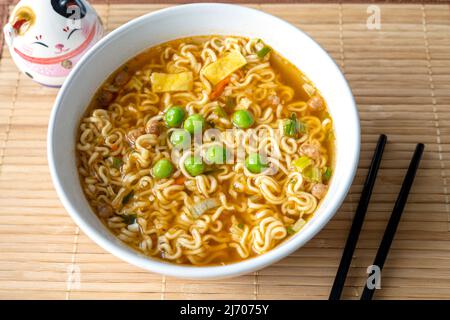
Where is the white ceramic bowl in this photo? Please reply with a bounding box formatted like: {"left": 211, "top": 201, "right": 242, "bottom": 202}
{"left": 48, "top": 3, "right": 360, "bottom": 279}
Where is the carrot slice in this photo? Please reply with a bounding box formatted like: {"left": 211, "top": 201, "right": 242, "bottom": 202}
{"left": 209, "top": 76, "right": 231, "bottom": 101}
{"left": 174, "top": 176, "right": 186, "bottom": 185}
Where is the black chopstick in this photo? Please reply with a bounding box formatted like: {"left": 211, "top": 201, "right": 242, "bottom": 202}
{"left": 360, "top": 142, "right": 424, "bottom": 300}
{"left": 329, "top": 134, "right": 387, "bottom": 300}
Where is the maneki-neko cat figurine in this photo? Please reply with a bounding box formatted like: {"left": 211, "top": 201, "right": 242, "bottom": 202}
{"left": 3, "top": 0, "right": 103, "bottom": 87}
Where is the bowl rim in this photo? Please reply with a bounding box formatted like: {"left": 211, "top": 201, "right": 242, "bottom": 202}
{"left": 47, "top": 2, "right": 360, "bottom": 279}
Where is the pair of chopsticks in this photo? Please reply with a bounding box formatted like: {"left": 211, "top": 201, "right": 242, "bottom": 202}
{"left": 329, "top": 134, "right": 424, "bottom": 300}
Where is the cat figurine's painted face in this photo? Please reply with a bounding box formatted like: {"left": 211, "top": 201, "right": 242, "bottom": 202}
{"left": 3, "top": 0, "right": 103, "bottom": 87}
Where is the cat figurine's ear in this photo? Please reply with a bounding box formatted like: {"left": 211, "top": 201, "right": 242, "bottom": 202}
{"left": 51, "top": 0, "right": 87, "bottom": 19}
{"left": 4, "top": 5, "right": 35, "bottom": 46}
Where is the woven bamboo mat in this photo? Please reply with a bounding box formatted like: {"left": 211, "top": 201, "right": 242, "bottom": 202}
{"left": 0, "top": 3, "right": 450, "bottom": 300}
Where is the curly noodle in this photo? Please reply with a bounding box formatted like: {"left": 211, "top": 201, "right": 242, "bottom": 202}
{"left": 76, "top": 36, "right": 334, "bottom": 265}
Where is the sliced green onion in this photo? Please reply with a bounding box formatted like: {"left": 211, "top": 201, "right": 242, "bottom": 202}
{"left": 238, "top": 223, "right": 244, "bottom": 230}
{"left": 112, "top": 157, "right": 122, "bottom": 169}
{"left": 292, "top": 218, "right": 306, "bottom": 232}
{"left": 125, "top": 76, "right": 143, "bottom": 91}
{"left": 292, "top": 156, "right": 312, "bottom": 172}
{"left": 323, "top": 167, "right": 332, "bottom": 181}
{"left": 283, "top": 113, "right": 307, "bottom": 137}
{"left": 213, "top": 106, "right": 227, "bottom": 118}
{"left": 304, "top": 167, "right": 322, "bottom": 183}
{"left": 191, "top": 198, "right": 220, "bottom": 218}
{"left": 283, "top": 118, "right": 296, "bottom": 137}
{"left": 257, "top": 46, "right": 271, "bottom": 58}
{"left": 287, "top": 226, "right": 295, "bottom": 235}
{"left": 311, "top": 168, "right": 322, "bottom": 182}
{"left": 122, "top": 190, "right": 134, "bottom": 205}
{"left": 297, "top": 120, "right": 307, "bottom": 134}
{"left": 122, "top": 214, "right": 137, "bottom": 225}
{"left": 225, "top": 97, "right": 236, "bottom": 109}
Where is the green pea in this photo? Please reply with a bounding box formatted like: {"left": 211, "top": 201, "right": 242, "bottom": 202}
{"left": 152, "top": 159, "right": 174, "bottom": 179}
{"left": 245, "top": 153, "right": 268, "bottom": 174}
{"left": 205, "top": 145, "right": 227, "bottom": 164}
{"left": 184, "top": 114, "right": 206, "bottom": 134}
{"left": 164, "top": 106, "right": 185, "bottom": 128}
{"left": 184, "top": 156, "right": 205, "bottom": 176}
{"left": 170, "top": 129, "right": 190, "bottom": 149}
{"left": 232, "top": 110, "right": 254, "bottom": 129}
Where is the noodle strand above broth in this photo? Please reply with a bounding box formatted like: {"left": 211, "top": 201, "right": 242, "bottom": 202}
{"left": 76, "top": 36, "right": 335, "bottom": 266}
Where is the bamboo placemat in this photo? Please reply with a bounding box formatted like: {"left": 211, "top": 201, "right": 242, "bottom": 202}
{"left": 0, "top": 3, "right": 450, "bottom": 300}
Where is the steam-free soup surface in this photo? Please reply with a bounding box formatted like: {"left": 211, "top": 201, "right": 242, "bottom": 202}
{"left": 77, "top": 36, "right": 334, "bottom": 265}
